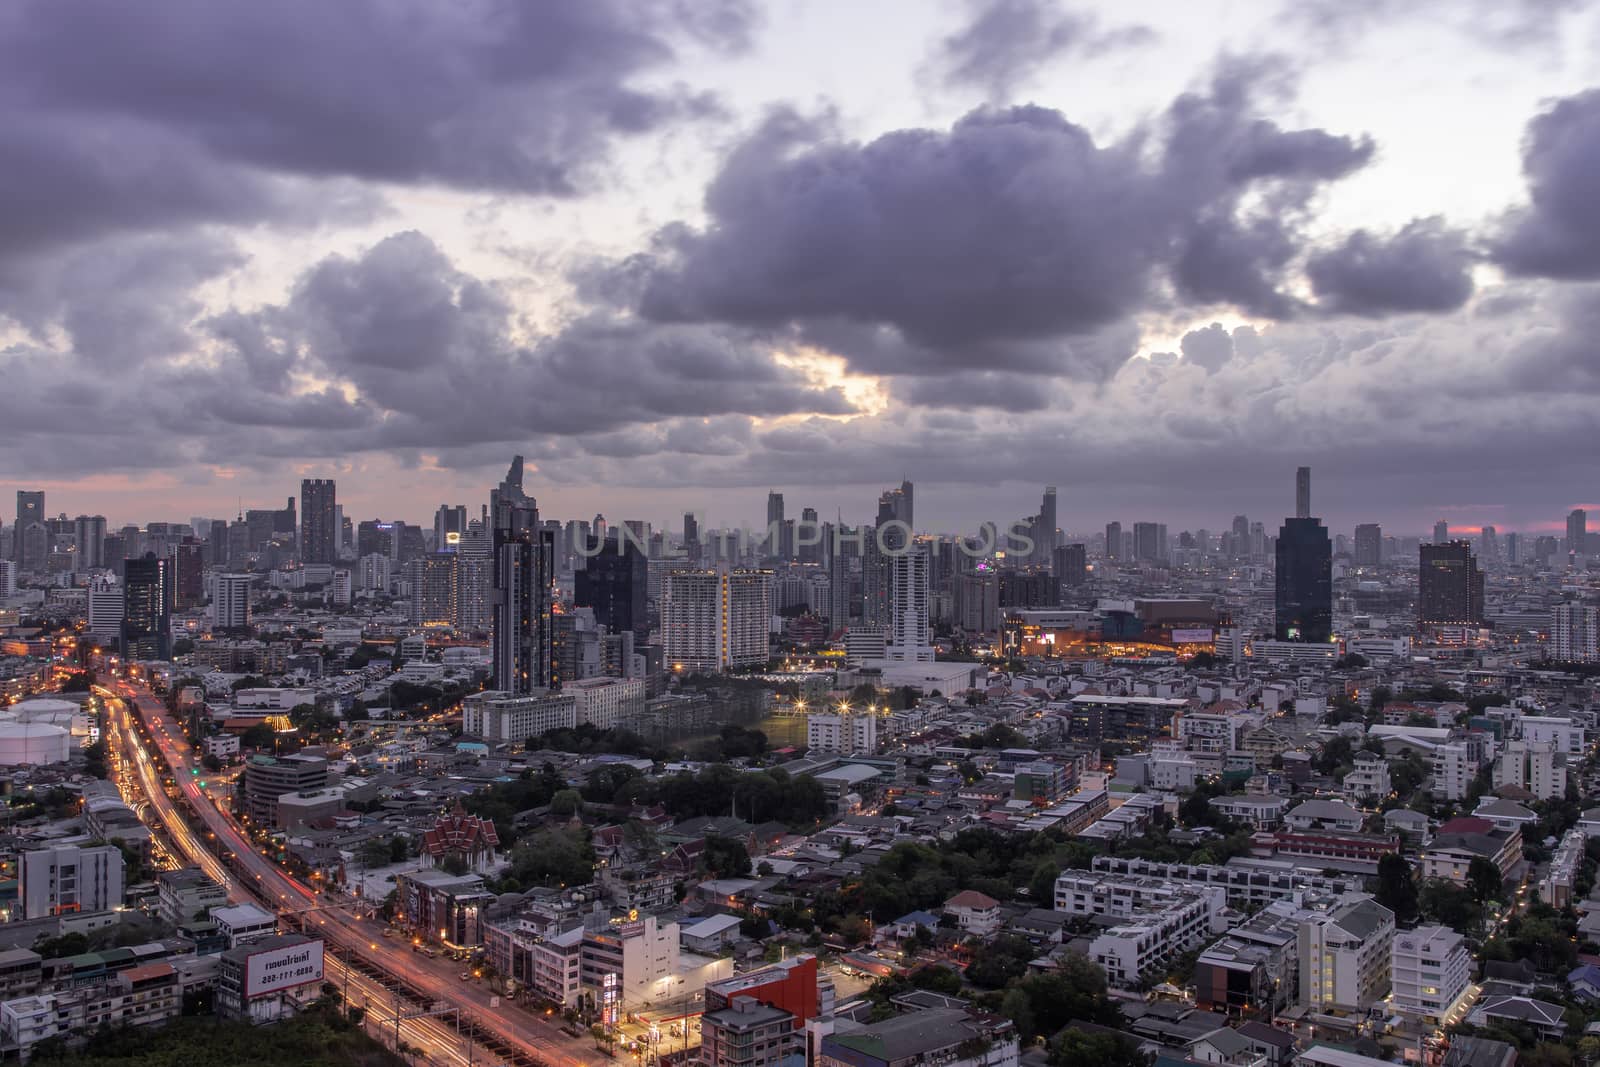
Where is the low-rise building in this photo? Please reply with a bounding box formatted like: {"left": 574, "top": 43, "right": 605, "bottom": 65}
{"left": 1391, "top": 924, "right": 1473, "bottom": 1025}
{"left": 944, "top": 891, "right": 1001, "bottom": 938}
{"left": 0, "top": 963, "right": 180, "bottom": 1058}
{"left": 156, "top": 867, "right": 228, "bottom": 926}
{"left": 213, "top": 903, "right": 279, "bottom": 949}
{"left": 819, "top": 1008, "right": 1018, "bottom": 1067}
{"left": 1296, "top": 895, "right": 1395, "bottom": 1011}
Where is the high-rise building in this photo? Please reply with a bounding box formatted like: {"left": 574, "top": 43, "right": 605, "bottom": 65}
{"left": 170, "top": 537, "right": 205, "bottom": 610}
{"left": 1504, "top": 531, "right": 1521, "bottom": 564}
{"left": 87, "top": 576, "right": 124, "bottom": 641}
{"left": 433, "top": 504, "right": 467, "bottom": 553}
{"left": 1354, "top": 523, "right": 1382, "bottom": 568}
{"left": 1552, "top": 601, "right": 1599, "bottom": 663}
{"left": 1433, "top": 519, "right": 1450, "bottom": 544}
{"left": 454, "top": 555, "right": 491, "bottom": 632}
{"left": 575, "top": 535, "right": 648, "bottom": 645}
{"left": 1132, "top": 521, "right": 1164, "bottom": 562}
{"left": 1053, "top": 543, "right": 1087, "bottom": 592}
{"left": 407, "top": 553, "right": 457, "bottom": 627}
{"left": 19, "top": 845, "right": 125, "bottom": 919}
{"left": 1568, "top": 509, "right": 1588, "bottom": 558}
{"left": 1296, "top": 896, "right": 1395, "bottom": 1011}
{"left": 1295, "top": 466, "right": 1311, "bottom": 519}
{"left": 1275, "top": 517, "right": 1332, "bottom": 643}
{"left": 683, "top": 512, "right": 701, "bottom": 565}
{"left": 877, "top": 480, "right": 914, "bottom": 533}
{"left": 73, "top": 515, "right": 107, "bottom": 571}
{"left": 884, "top": 547, "right": 932, "bottom": 662}
{"left": 765, "top": 491, "right": 785, "bottom": 559}
{"left": 491, "top": 457, "right": 555, "bottom": 693}
{"left": 1230, "top": 515, "right": 1250, "bottom": 560}
{"left": 1418, "top": 541, "right": 1484, "bottom": 626}
{"left": 661, "top": 568, "right": 771, "bottom": 671}
{"left": 1037, "top": 486, "right": 1058, "bottom": 562}
{"left": 299, "top": 479, "right": 337, "bottom": 564}
{"left": 358, "top": 553, "right": 391, "bottom": 592}
{"left": 1105, "top": 521, "right": 1122, "bottom": 561}
{"left": 13, "top": 491, "right": 43, "bottom": 564}
{"left": 212, "top": 573, "right": 253, "bottom": 632}
{"left": 798, "top": 506, "right": 821, "bottom": 564}
{"left": 122, "top": 552, "right": 172, "bottom": 660}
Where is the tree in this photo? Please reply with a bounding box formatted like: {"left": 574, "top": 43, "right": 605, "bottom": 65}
{"left": 1050, "top": 1030, "right": 1149, "bottom": 1067}
{"left": 1467, "top": 857, "right": 1503, "bottom": 904}
{"left": 550, "top": 789, "right": 584, "bottom": 817}
{"left": 1375, "top": 853, "right": 1419, "bottom": 925}
{"left": 439, "top": 852, "right": 470, "bottom": 876}
{"left": 704, "top": 836, "right": 752, "bottom": 880}
{"left": 241, "top": 723, "right": 275, "bottom": 749}
{"left": 503, "top": 828, "right": 594, "bottom": 889}
{"left": 964, "top": 934, "right": 1035, "bottom": 989}
{"left": 172, "top": 638, "right": 196, "bottom": 656}
{"left": 82, "top": 741, "right": 109, "bottom": 779}
{"left": 907, "top": 965, "right": 963, "bottom": 996}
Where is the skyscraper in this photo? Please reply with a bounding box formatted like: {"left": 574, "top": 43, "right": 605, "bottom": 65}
{"left": 877, "top": 481, "right": 913, "bottom": 532}
{"left": 1568, "top": 509, "right": 1588, "bottom": 558}
{"left": 661, "top": 568, "right": 771, "bottom": 671}
{"left": 1418, "top": 541, "right": 1485, "bottom": 626}
{"left": 1132, "top": 522, "right": 1163, "bottom": 562}
{"left": 1037, "top": 486, "right": 1058, "bottom": 562}
{"left": 1552, "top": 601, "right": 1599, "bottom": 663}
{"left": 884, "top": 547, "right": 932, "bottom": 662}
{"left": 122, "top": 553, "right": 171, "bottom": 660}
{"left": 433, "top": 504, "right": 467, "bottom": 552}
{"left": 1433, "top": 519, "right": 1450, "bottom": 544}
{"left": 14, "top": 491, "right": 44, "bottom": 568}
{"left": 575, "top": 533, "right": 648, "bottom": 645}
{"left": 299, "top": 478, "right": 337, "bottom": 564}
{"left": 407, "top": 553, "right": 457, "bottom": 626}
{"left": 1230, "top": 515, "right": 1250, "bottom": 560}
{"left": 683, "top": 512, "right": 701, "bottom": 564}
{"left": 1275, "top": 517, "right": 1332, "bottom": 643}
{"left": 73, "top": 514, "right": 107, "bottom": 571}
{"left": 491, "top": 456, "right": 555, "bottom": 693}
{"left": 1354, "top": 524, "right": 1382, "bottom": 568}
{"left": 1105, "top": 521, "right": 1122, "bottom": 561}
{"left": 766, "top": 491, "right": 785, "bottom": 559}
{"left": 1053, "top": 543, "right": 1087, "bottom": 592}
{"left": 799, "top": 506, "right": 821, "bottom": 564}
{"left": 170, "top": 537, "right": 205, "bottom": 610}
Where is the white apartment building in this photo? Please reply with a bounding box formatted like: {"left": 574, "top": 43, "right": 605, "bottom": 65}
{"left": 86, "top": 576, "right": 123, "bottom": 641}
{"left": 807, "top": 711, "right": 879, "bottom": 755}
{"left": 1493, "top": 740, "right": 1567, "bottom": 801}
{"left": 1343, "top": 753, "right": 1391, "bottom": 802}
{"left": 211, "top": 573, "right": 252, "bottom": 630}
{"left": 1297, "top": 896, "right": 1395, "bottom": 1011}
{"left": 661, "top": 568, "right": 772, "bottom": 671}
{"left": 1518, "top": 715, "right": 1586, "bottom": 756}
{"left": 1552, "top": 601, "right": 1599, "bottom": 662}
{"left": 1432, "top": 742, "right": 1480, "bottom": 802}
{"left": 1391, "top": 924, "right": 1472, "bottom": 1024}
{"left": 1177, "top": 712, "right": 1249, "bottom": 753}
{"left": 567, "top": 677, "right": 646, "bottom": 730}
{"left": 884, "top": 549, "right": 933, "bottom": 662}
{"left": 358, "top": 552, "right": 391, "bottom": 592}
{"left": 462, "top": 690, "right": 577, "bottom": 745}
{"left": 18, "top": 845, "right": 125, "bottom": 920}
{"left": 212, "top": 903, "right": 278, "bottom": 948}
{"left": 330, "top": 569, "right": 352, "bottom": 606}
{"left": 484, "top": 920, "right": 584, "bottom": 1007}
{"left": 1055, "top": 872, "right": 1226, "bottom": 987}
{"left": 580, "top": 915, "right": 679, "bottom": 1009}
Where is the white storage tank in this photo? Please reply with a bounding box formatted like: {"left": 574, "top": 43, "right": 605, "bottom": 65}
{"left": 0, "top": 723, "right": 72, "bottom": 766}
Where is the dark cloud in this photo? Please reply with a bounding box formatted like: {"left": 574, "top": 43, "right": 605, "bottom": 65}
{"left": 0, "top": 0, "right": 746, "bottom": 260}
{"left": 1179, "top": 324, "right": 1235, "bottom": 372}
{"left": 899, "top": 372, "right": 1057, "bottom": 411}
{"left": 1493, "top": 90, "right": 1600, "bottom": 279}
{"left": 929, "top": 0, "right": 1155, "bottom": 98}
{"left": 617, "top": 63, "right": 1373, "bottom": 377}
{"left": 1307, "top": 218, "right": 1475, "bottom": 315}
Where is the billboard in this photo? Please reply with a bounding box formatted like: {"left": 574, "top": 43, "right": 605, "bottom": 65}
{"left": 1171, "top": 628, "right": 1214, "bottom": 644}
{"left": 245, "top": 939, "right": 325, "bottom": 998}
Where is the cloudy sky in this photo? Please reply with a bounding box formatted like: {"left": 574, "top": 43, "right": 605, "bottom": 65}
{"left": 4, "top": 0, "right": 1600, "bottom": 538}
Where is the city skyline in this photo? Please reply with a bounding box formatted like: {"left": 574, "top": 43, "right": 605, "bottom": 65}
{"left": 3, "top": 1, "right": 1600, "bottom": 530}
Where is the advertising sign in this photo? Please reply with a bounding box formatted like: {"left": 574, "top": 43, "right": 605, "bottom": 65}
{"left": 1171, "top": 628, "right": 1215, "bottom": 644}
{"left": 245, "top": 939, "right": 325, "bottom": 998}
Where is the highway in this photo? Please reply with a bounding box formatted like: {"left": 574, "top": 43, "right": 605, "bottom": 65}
{"left": 105, "top": 681, "right": 602, "bottom": 1067}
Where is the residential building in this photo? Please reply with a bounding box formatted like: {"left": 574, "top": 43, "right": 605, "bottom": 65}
{"left": 0, "top": 963, "right": 180, "bottom": 1056}
{"left": 395, "top": 869, "right": 492, "bottom": 946}
{"left": 212, "top": 902, "right": 278, "bottom": 948}
{"left": 1518, "top": 715, "right": 1585, "bottom": 755}
{"left": 1296, "top": 896, "right": 1395, "bottom": 1011}
{"left": 1353, "top": 524, "right": 1381, "bottom": 568}
{"left": 1421, "top": 818, "right": 1521, "bottom": 885}
{"left": 86, "top": 576, "right": 123, "bottom": 642}
{"left": 157, "top": 867, "right": 228, "bottom": 925}
{"left": 806, "top": 711, "right": 878, "bottom": 755}
{"left": 819, "top": 1009, "right": 1019, "bottom": 1067}
{"left": 580, "top": 914, "right": 678, "bottom": 1009}
{"left": 1432, "top": 742, "right": 1481, "bottom": 802}
{"left": 461, "top": 689, "right": 577, "bottom": 746}
{"left": 1493, "top": 740, "right": 1567, "bottom": 801}
{"left": 1343, "top": 753, "right": 1391, "bottom": 803}
{"left": 1055, "top": 872, "right": 1226, "bottom": 987}
{"left": 299, "top": 479, "right": 337, "bottom": 564}
{"left": 884, "top": 548, "right": 933, "bottom": 662}
{"left": 1285, "top": 799, "right": 1365, "bottom": 834}
{"left": 18, "top": 845, "right": 125, "bottom": 919}
{"left": 567, "top": 676, "right": 646, "bottom": 730}
{"left": 1552, "top": 601, "right": 1599, "bottom": 662}
{"left": 212, "top": 572, "right": 252, "bottom": 632}
{"left": 1419, "top": 542, "right": 1485, "bottom": 626}
{"left": 1391, "top": 924, "right": 1473, "bottom": 1024}
{"left": 944, "top": 890, "right": 1001, "bottom": 938}
{"left": 662, "top": 568, "right": 772, "bottom": 671}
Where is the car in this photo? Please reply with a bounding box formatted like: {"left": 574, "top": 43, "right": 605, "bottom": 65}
{"left": 460, "top": 972, "right": 472, "bottom": 981}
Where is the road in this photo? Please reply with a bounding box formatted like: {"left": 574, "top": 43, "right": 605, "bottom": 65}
{"left": 106, "top": 681, "right": 604, "bottom": 1067}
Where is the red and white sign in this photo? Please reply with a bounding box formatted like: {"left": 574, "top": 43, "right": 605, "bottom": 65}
{"left": 244, "top": 939, "right": 325, "bottom": 998}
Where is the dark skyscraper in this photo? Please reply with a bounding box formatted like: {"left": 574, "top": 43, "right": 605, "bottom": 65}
{"left": 575, "top": 533, "right": 648, "bottom": 645}
{"left": 1105, "top": 521, "right": 1122, "bottom": 561}
{"left": 491, "top": 456, "right": 555, "bottom": 693}
{"left": 877, "top": 481, "right": 913, "bottom": 532}
{"left": 300, "top": 478, "right": 337, "bottom": 563}
{"left": 14, "top": 491, "right": 43, "bottom": 566}
{"left": 122, "top": 552, "right": 171, "bottom": 660}
{"left": 1037, "top": 486, "right": 1058, "bottom": 562}
{"left": 1354, "top": 523, "right": 1382, "bottom": 568}
{"left": 683, "top": 512, "right": 701, "bottom": 564}
{"left": 1418, "top": 541, "right": 1485, "bottom": 625}
{"left": 1295, "top": 466, "right": 1311, "bottom": 519}
{"left": 1433, "top": 519, "right": 1450, "bottom": 544}
{"left": 1132, "top": 521, "right": 1163, "bottom": 562}
{"left": 73, "top": 514, "right": 106, "bottom": 570}
{"left": 766, "top": 491, "right": 785, "bottom": 559}
{"left": 1569, "top": 508, "right": 1588, "bottom": 556}
{"left": 170, "top": 537, "right": 205, "bottom": 610}
{"left": 799, "top": 506, "right": 820, "bottom": 564}
{"left": 1275, "top": 517, "right": 1332, "bottom": 643}
{"left": 1053, "top": 543, "right": 1087, "bottom": 595}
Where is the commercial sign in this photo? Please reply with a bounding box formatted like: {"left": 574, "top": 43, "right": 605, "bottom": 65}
{"left": 244, "top": 939, "right": 325, "bottom": 998}
{"left": 1171, "top": 628, "right": 1215, "bottom": 644}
